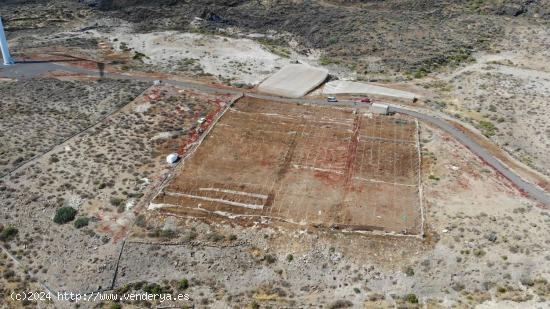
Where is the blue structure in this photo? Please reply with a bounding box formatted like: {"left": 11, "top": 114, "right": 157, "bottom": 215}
{"left": 0, "top": 17, "right": 14, "bottom": 65}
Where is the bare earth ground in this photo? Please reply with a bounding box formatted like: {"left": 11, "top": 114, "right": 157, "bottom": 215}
{"left": 117, "top": 119, "right": 549, "bottom": 308}
{"left": 450, "top": 65, "right": 550, "bottom": 175}
{"left": 3, "top": 76, "right": 547, "bottom": 308}
{"left": 0, "top": 78, "right": 148, "bottom": 176}
{"left": 0, "top": 251, "right": 47, "bottom": 309}
{"left": 153, "top": 97, "right": 422, "bottom": 234}
{"left": 425, "top": 19, "right": 550, "bottom": 177}
{"left": 0, "top": 82, "right": 232, "bottom": 298}
{"left": 89, "top": 27, "right": 314, "bottom": 86}
{"left": 1, "top": 1, "right": 550, "bottom": 308}
{"left": 418, "top": 123, "right": 550, "bottom": 307}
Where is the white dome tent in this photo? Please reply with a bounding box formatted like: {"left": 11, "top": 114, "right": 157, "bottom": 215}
{"left": 166, "top": 153, "right": 179, "bottom": 164}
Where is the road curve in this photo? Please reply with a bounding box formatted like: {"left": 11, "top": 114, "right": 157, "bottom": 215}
{"left": 2, "top": 62, "right": 549, "bottom": 205}
{"left": 389, "top": 107, "right": 550, "bottom": 206}
{"left": 249, "top": 93, "right": 550, "bottom": 206}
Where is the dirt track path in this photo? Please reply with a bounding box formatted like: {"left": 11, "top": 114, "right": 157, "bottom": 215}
{"left": 444, "top": 51, "right": 550, "bottom": 81}
{"left": 1, "top": 62, "right": 549, "bottom": 206}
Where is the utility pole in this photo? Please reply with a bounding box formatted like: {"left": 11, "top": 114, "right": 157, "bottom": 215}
{"left": 0, "top": 17, "right": 14, "bottom": 65}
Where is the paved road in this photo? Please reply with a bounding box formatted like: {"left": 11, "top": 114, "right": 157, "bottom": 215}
{"left": 2, "top": 62, "right": 549, "bottom": 205}
{"left": 390, "top": 107, "right": 550, "bottom": 206}
{"left": 252, "top": 95, "right": 550, "bottom": 206}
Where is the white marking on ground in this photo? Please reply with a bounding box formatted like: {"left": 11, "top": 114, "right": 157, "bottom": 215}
{"left": 164, "top": 191, "right": 264, "bottom": 210}
{"left": 353, "top": 176, "right": 416, "bottom": 187}
{"left": 198, "top": 187, "right": 268, "bottom": 199}
{"left": 292, "top": 164, "right": 344, "bottom": 174}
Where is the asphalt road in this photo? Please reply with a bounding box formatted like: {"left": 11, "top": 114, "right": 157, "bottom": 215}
{"left": 390, "top": 107, "right": 550, "bottom": 206}
{"left": 2, "top": 62, "right": 549, "bottom": 205}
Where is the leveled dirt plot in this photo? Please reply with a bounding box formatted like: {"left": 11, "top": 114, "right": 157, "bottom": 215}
{"left": 153, "top": 97, "right": 422, "bottom": 234}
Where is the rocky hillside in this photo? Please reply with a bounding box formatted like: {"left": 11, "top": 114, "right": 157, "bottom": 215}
{"left": 3, "top": 0, "right": 548, "bottom": 77}
{"left": 86, "top": 0, "right": 547, "bottom": 78}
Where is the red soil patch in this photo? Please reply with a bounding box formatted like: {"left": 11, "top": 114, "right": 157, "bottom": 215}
{"left": 152, "top": 97, "right": 423, "bottom": 234}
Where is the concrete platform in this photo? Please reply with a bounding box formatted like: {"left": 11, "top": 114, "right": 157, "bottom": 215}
{"left": 323, "top": 80, "right": 418, "bottom": 100}
{"left": 257, "top": 64, "right": 328, "bottom": 98}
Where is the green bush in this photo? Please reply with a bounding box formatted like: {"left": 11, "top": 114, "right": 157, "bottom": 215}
{"left": 109, "top": 303, "right": 122, "bottom": 309}
{"left": 258, "top": 39, "right": 291, "bottom": 58}
{"left": 329, "top": 300, "right": 353, "bottom": 308}
{"left": 74, "top": 217, "right": 89, "bottom": 229}
{"left": 286, "top": 254, "right": 294, "bottom": 262}
{"left": 319, "top": 54, "right": 339, "bottom": 65}
{"left": 328, "top": 37, "right": 338, "bottom": 45}
{"left": 413, "top": 69, "right": 428, "bottom": 79}
{"left": 0, "top": 226, "right": 18, "bottom": 242}
{"left": 184, "top": 231, "right": 197, "bottom": 241}
{"left": 473, "top": 248, "right": 486, "bottom": 257}
{"left": 478, "top": 120, "right": 497, "bottom": 137}
{"left": 403, "top": 266, "right": 415, "bottom": 277}
{"left": 405, "top": 293, "right": 419, "bottom": 304}
{"left": 135, "top": 214, "right": 146, "bottom": 228}
{"left": 53, "top": 207, "right": 77, "bottom": 224}
{"left": 178, "top": 278, "right": 189, "bottom": 290}
{"left": 133, "top": 51, "right": 147, "bottom": 61}
{"left": 110, "top": 197, "right": 124, "bottom": 207}
{"left": 119, "top": 42, "right": 129, "bottom": 51}
{"left": 207, "top": 233, "right": 224, "bottom": 242}
{"left": 148, "top": 229, "right": 176, "bottom": 239}
{"left": 264, "top": 254, "right": 277, "bottom": 264}
{"left": 143, "top": 283, "right": 170, "bottom": 294}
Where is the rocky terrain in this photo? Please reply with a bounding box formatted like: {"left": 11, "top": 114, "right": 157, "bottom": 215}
{"left": 99, "top": 0, "right": 503, "bottom": 78}
{"left": 0, "top": 0, "right": 524, "bottom": 79}
{"left": 0, "top": 83, "right": 231, "bottom": 304}
{"left": 90, "top": 0, "right": 547, "bottom": 78}
{"left": 1, "top": 1, "right": 550, "bottom": 308}
{"left": 0, "top": 78, "right": 148, "bottom": 176}
{"left": 418, "top": 18, "right": 550, "bottom": 177}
